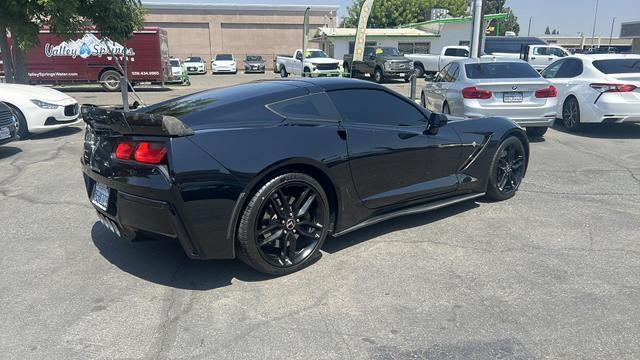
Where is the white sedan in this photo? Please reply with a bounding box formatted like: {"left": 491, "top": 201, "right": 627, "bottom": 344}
{"left": 542, "top": 54, "right": 640, "bottom": 131}
{"left": 211, "top": 54, "right": 237, "bottom": 74}
{"left": 0, "top": 83, "right": 80, "bottom": 138}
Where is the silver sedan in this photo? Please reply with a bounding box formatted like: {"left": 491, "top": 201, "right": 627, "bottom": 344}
{"left": 421, "top": 58, "right": 558, "bottom": 137}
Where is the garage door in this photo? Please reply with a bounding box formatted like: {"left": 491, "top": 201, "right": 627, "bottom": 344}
{"left": 145, "top": 22, "right": 211, "bottom": 63}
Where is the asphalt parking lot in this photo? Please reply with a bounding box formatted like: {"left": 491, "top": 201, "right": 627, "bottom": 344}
{"left": 1, "top": 73, "right": 639, "bottom": 359}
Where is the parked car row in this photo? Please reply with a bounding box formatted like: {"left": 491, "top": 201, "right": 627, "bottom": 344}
{"left": 181, "top": 55, "right": 267, "bottom": 75}
{"left": 420, "top": 53, "right": 640, "bottom": 137}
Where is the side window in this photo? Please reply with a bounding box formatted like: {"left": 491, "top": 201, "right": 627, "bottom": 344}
{"left": 435, "top": 63, "right": 451, "bottom": 82}
{"left": 541, "top": 60, "right": 564, "bottom": 78}
{"left": 556, "top": 59, "right": 583, "bottom": 78}
{"left": 444, "top": 48, "right": 469, "bottom": 57}
{"left": 532, "top": 47, "right": 548, "bottom": 56}
{"left": 550, "top": 47, "right": 567, "bottom": 57}
{"left": 328, "top": 89, "right": 425, "bottom": 126}
{"left": 267, "top": 93, "right": 341, "bottom": 121}
{"left": 364, "top": 47, "right": 374, "bottom": 57}
{"left": 446, "top": 63, "right": 460, "bottom": 82}
{"left": 295, "top": 51, "right": 302, "bottom": 61}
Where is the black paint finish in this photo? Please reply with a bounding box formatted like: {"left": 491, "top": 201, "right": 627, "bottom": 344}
{"left": 81, "top": 78, "right": 528, "bottom": 260}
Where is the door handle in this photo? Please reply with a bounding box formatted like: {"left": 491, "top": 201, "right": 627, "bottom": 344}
{"left": 531, "top": 56, "right": 536, "bottom": 60}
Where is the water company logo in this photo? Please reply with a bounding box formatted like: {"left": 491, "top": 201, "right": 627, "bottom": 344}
{"left": 44, "top": 33, "right": 135, "bottom": 59}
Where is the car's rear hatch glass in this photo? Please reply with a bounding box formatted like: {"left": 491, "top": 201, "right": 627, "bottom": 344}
{"left": 465, "top": 62, "right": 541, "bottom": 79}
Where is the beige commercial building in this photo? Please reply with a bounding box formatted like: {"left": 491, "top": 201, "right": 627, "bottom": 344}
{"left": 142, "top": 1, "right": 339, "bottom": 69}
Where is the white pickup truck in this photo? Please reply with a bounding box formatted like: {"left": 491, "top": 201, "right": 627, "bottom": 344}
{"left": 275, "top": 49, "right": 342, "bottom": 77}
{"left": 407, "top": 44, "right": 571, "bottom": 77}
{"left": 405, "top": 46, "right": 470, "bottom": 78}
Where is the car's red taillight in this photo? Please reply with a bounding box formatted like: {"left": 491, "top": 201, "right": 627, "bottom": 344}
{"left": 115, "top": 141, "right": 167, "bottom": 164}
{"left": 590, "top": 83, "right": 637, "bottom": 93}
{"left": 115, "top": 142, "right": 136, "bottom": 160}
{"left": 535, "top": 85, "right": 557, "bottom": 98}
{"left": 462, "top": 87, "right": 492, "bottom": 99}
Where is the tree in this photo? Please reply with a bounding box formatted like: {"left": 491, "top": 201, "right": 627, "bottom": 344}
{"left": 0, "top": 0, "right": 145, "bottom": 84}
{"left": 484, "top": 0, "right": 520, "bottom": 35}
{"left": 545, "top": 26, "right": 551, "bottom": 35}
{"left": 552, "top": 29, "right": 557, "bottom": 35}
{"left": 341, "top": 0, "right": 468, "bottom": 28}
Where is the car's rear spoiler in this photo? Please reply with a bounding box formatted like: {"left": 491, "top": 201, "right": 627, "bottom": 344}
{"left": 81, "top": 105, "right": 194, "bottom": 137}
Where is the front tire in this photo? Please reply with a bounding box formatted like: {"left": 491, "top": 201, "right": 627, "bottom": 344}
{"left": 8, "top": 105, "right": 29, "bottom": 139}
{"left": 237, "top": 173, "right": 330, "bottom": 275}
{"left": 526, "top": 127, "right": 548, "bottom": 138}
{"left": 486, "top": 137, "right": 527, "bottom": 201}
{"left": 414, "top": 64, "right": 425, "bottom": 78}
{"left": 562, "top": 97, "right": 582, "bottom": 132}
{"left": 374, "top": 68, "right": 384, "bottom": 83}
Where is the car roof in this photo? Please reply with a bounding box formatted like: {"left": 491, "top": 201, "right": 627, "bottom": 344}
{"left": 267, "top": 77, "right": 386, "bottom": 91}
{"left": 571, "top": 53, "right": 640, "bottom": 61}
{"left": 454, "top": 57, "right": 529, "bottom": 65}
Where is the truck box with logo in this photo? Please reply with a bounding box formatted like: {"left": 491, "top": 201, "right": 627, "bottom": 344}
{"left": 0, "top": 27, "right": 172, "bottom": 91}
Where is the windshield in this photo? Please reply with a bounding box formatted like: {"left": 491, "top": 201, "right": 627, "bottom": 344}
{"left": 185, "top": 57, "right": 202, "bottom": 63}
{"left": 170, "top": 60, "right": 180, "bottom": 67}
{"left": 216, "top": 54, "right": 233, "bottom": 61}
{"left": 465, "top": 62, "right": 541, "bottom": 79}
{"left": 592, "top": 59, "right": 640, "bottom": 74}
{"left": 246, "top": 55, "right": 263, "bottom": 62}
{"left": 305, "top": 50, "right": 328, "bottom": 58}
{"left": 374, "top": 47, "right": 401, "bottom": 56}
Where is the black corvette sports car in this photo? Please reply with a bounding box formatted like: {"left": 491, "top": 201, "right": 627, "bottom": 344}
{"left": 81, "top": 78, "right": 529, "bottom": 275}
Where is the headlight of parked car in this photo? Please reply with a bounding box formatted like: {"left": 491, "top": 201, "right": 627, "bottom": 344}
{"left": 31, "top": 99, "right": 59, "bottom": 109}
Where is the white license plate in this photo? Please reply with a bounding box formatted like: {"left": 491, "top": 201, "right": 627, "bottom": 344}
{"left": 0, "top": 127, "right": 10, "bottom": 140}
{"left": 398, "top": 73, "right": 406, "bottom": 77}
{"left": 91, "top": 182, "right": 110, "bottom": 211}
{"left": 503, "top": 92, "right": 523, "bottom": 103}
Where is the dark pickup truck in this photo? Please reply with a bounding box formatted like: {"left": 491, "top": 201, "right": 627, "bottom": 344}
{"left": 343, "top": 46, "right": 414, "bottom": 83}
{"left": 0, "top": 102, "right": 18, "bottom": 146}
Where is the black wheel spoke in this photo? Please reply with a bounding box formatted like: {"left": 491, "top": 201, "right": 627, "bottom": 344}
{"left": 277, "top": 190, "right": 293, "bottom": 216}
{"left": 512, "top": 157, "right": 524, "bottom": 170}
{"left": 298, "top": 221, "right": 323, "bottom": 231}
{"left": 293, "top": 188, "right": 311, "bottom": 213}
{"left": 296, "top": 193, "right": 316, "bottom": 218}
{"left": 258, "top": 229, "right": 284, "bottom": 247}
{"left": 258, "top": 224, "right": 280, "bottom": 237}
{"left": 269, "top": 196, "right": 287, "bottom": 220}
{"left": 288, "top": 233, "right": 298, "bottom": 261}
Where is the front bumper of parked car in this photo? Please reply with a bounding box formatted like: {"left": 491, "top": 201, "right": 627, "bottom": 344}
{"left": 29, "top": 99, "right": 81, "bottom": 134}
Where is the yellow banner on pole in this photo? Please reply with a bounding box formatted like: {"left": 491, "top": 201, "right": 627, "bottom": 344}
{"left": 353, "top": 0, "right": 374, "bottom": 62}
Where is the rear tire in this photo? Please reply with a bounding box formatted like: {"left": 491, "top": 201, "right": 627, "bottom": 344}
{"left": 99, "top": 70, "right": 121, "bottom": 92}
{"left": 526, "top": 127, "right": 548, "bottom": 138}
{"left": 237, "top": 173, "right": 330, "bottom": 275}
{"left": 562, "top": 97, "right": 582, "bottom": 132}
{"left": 486, "top": 137, "right": 527, "bottom": 201}
{"left": 280, "top": 66, "right": 288, "bottom": 78}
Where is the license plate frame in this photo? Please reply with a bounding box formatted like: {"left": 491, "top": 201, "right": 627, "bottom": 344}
{"left": 91, "top": 182, "right": 110, "bottom": 211}
{"left": 503, "top": 92, "right": 523, "bottom": 103}
{"left": 0, "top": 127, "right": 10, "bottom": 140}
{"left": 398, "top": 73, "right": 406, "bottom": 77}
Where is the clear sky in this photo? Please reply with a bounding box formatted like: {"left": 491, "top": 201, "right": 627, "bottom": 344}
{"left": 166, "top": 0, "right": 640, "bottom": 37}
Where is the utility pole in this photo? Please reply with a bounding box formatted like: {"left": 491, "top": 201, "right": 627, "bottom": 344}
{"left": 591, "top": 0, "right": 599, "bottom": 49}
{"left": 527, "top": 16, "right": 532, "bottom": 36}
{"left": 470, "top": 0, "right": 483, "bottom": 58}
{"left": 608, "top": 17, "right": 616, "bottom": 49}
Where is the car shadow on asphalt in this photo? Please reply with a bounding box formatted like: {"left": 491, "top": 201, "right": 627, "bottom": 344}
{"left": 91, "top": 200, "right": 480, "bottom": 290}
{"left": 0, "top": 146, "right": 22, "bottom": 160}
{"left": 552, "top": 123, "right": 640, "bottom": 139}
{"left": 28, "top": 126, "right": 83, "bottom": 140}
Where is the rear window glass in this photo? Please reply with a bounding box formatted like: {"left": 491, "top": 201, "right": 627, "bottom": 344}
{"left": 465, "top": 62, "right": 541, "bottom": 79}
{"left": 170, "top": 60, "right": 180, "bottom": 66}
{"left": 444, "top": 48, "right": 469, "bottom": 57}
{"left": 216, "top": 54, "right": 233, "bottom": 61}
{"left": 267, "top": 93, "right": 340, "bottom": 121}
{"left": 592, "top": 59, "right": 640, "bottom": 74}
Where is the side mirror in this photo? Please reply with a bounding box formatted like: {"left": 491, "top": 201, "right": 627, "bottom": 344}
{"left": 426, "top": 112, "right": 448, "bottom": 135}
{"left": 424, "top": 74, "right": 435, "bottom": 82}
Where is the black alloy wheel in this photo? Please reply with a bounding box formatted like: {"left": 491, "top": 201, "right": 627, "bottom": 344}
{"left": 562, "top": 97, "right": 582, "bottom": 132}
{"left": 486, "top": 137, "right": 526, "bottom": 201}
{"left": 280, "top": 67, "right": 288, "bottom": 78}
{"left": 237, "top": 173, "right": 330, "bottom": 275}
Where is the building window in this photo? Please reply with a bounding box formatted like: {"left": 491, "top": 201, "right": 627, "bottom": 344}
{"left": 349, "top": 41, "right": 377, "bottom": 54}
{"left": 459, "top": 40, "right": 470, "bottom": 47}
{"left": 398, "top": 42, "right": 430, "bottom": 54}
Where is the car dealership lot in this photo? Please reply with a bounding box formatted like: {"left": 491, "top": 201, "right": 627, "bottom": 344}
{"left": 1, "top": 75, "right": 639, "bottom": 359}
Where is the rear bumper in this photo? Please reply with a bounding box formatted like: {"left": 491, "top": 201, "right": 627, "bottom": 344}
{"left": 81, "top": 162, "right": 238, "bottom": 260}
{"left": 583, "top": 93, "right": 640, "bottom": 123}
{"left": 462, "top": 101, "right": 557, "bottom": 127}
